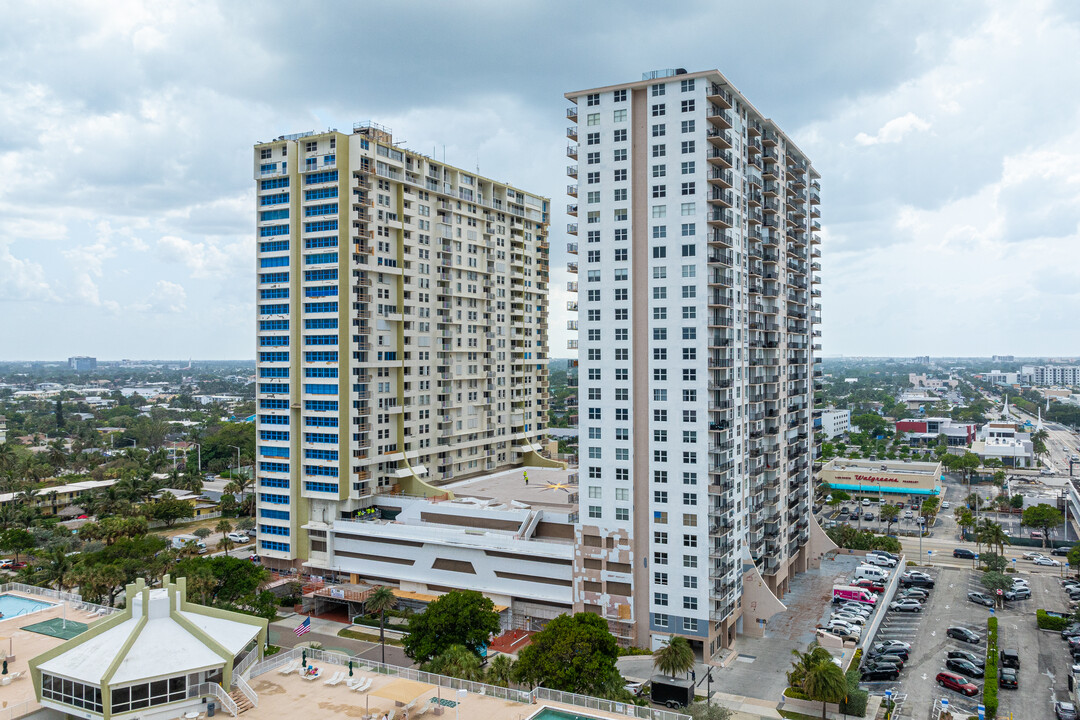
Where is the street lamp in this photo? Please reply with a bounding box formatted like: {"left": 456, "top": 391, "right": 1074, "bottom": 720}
{"left": 229, "top": 445, "right": 242, "bottom": 480}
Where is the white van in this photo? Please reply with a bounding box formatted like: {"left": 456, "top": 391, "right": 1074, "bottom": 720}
{"left": 852, "top": 565, "right": 889, "bottom": 583}
{"left": 171, "top": 534, "right": 208, "bottom": 554}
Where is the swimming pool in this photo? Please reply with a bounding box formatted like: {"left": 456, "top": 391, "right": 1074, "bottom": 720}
{"left": 0, "top": 594, "right": 55, "bottom": 618}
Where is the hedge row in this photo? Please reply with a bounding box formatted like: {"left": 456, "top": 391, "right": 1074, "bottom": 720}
{"left": 984, "top": 616, "right": 998, "bottom": 719}
{"left": 840, "top": 648, "right": 868, "bottom": 717}
{"left": 1037, "top": 609, "right": 1069, "bottom": 631}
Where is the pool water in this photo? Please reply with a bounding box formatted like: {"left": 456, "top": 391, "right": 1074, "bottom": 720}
{"left": 0, "top": 594, "right": 55, "bottom": 618}
{"left": 528, "top": 709, "right": 609, "bottom": 720}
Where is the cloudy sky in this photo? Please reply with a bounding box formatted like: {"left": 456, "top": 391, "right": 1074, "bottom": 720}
{"left": 1, "top": 0, "right": 1078, "bottom": 361}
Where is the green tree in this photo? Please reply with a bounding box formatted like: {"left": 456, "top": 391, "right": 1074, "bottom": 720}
{"left": 653, "top": 635, "right": 695, "bottom": 679}
{"left": 36, "top": 548, "right": 74, "bottom": 591}
{"left": 879, "top": 504, "right": 899, "bottom": 534}
{"left": 215, "top": 519, "right": 234, "bottom": 556}
{"left": 0, "top": 528, "right": 36, "bottom": 563}
{"left": 1068, "top": 546, "right": 1080, "bottom": 577}
{"left": 55, "top": 399, "right": 64, "bottom": 429}
{"left": 1022, "top": 503, "right": 1063, "bottom": 548}
{"left": 975, "top": 519, "right": 1008, "bottom": 557}
{"left": 852, "top": 413, "right": 887, "bottom": 438}
{"left": 979, "top": 551, "right": 1007, "bottom": 574}
{"left": 512, "top": 612, "right": 623, "bottom": 697}
{"left": 981, "top": 571, "right": 1013, "bottom": 607}
{"left": 365, "top": 586, "right": 397, "bottom": 665}
{"left": 787, "top": 645, "right": 834, "bottom": 694}
{"left": 401, "top": 590, "right": 501, "bottom": 665}
{"left": 193, "top": 527, "right": 212, "bottom": 540}
{"left": 146, "top": 492, "right": 194, "bottom": 527}
{"left": 686, "top": 702, "right": 734, "bottom": 720}
{"left": 803, "top": 657, "right": 848, "bottom": 720}
{"left": 423, "top": 644, "right": 484, "bottom": 681}
{"left": 1010, "top": 494, "right": 1024, "bottom": 510}
{"left": 486, "top": 653, "right": 514, "bottom": 688}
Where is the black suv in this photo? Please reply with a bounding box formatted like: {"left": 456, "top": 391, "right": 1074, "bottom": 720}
{"left": 1000, "top": 649, "right": 1020, "bottom": 669}
{"left": 953, "top": 548, "right": 978, "bottom": 559}
{"left": 861, "top": 664, "right": 900, "bottom": 682}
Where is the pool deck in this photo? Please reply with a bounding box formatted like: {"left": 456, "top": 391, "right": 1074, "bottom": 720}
{"left": 246, "top": 661, "right": 665, "bottom": 720}
{"left": 0, "top": 594, "right": 101, "bottom": 717}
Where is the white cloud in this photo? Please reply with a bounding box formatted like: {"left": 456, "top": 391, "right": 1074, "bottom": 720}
{"left": 0, "top": 244, "right": 57, "bottom": 302}
{"left": 156, "top": 234, "right": 249, "bottom": 281}
{"left": 854, "top": 112, "right": 932, "bottom": 146}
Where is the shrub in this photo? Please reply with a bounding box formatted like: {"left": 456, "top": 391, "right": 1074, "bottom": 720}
{"left": 839, "top": 666, "right": 868, "bottom": 717}
{"left": 1037, "top": 609, "right": 1069, "bottom": 631}
{"left": 984, "top": 616, "right": 998, "bottom": 718}
{"left": 906, "top": 560, "right": 917, "bottom": 567}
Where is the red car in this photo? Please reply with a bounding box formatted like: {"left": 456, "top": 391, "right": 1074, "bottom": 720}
{"left": 0, "top": 561, "right": 26, "bottom": 570}
{"left": 936, "top": 672, "right": 978, "bottom": 696}
{"left": 852, "top": 579, "right": 885, "bottom": 594}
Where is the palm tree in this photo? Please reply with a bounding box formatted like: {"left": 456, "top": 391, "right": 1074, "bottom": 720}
{"left": 423, "top": 644, "right": 483, "bottom": 681}
{"left": 787, "top": 645, "right": 833, "bottom": 694}
{"left": 38, "top": 548, "right": 74, "bottom": 591}
{"left": 653, "top": 635, "right": 695, "bottom": 679}
{"left": 803, "top": 657, "right": 848, "bottom": 720}
{"left": 365, "top": 586, "right": 397, "bottom": 665}
{"left": 976, "top": 518, "right": 1009, "bottom": 557}
{"left": 486, "top": 653, "right": 514, "bottom": 688}
{"left": 215, "top": 519, "right": 234, "bottom": 556}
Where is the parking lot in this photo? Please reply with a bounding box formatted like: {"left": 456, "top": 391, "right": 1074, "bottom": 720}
{"left": 856, "top": 565, "right": 1074, "bottom": 720}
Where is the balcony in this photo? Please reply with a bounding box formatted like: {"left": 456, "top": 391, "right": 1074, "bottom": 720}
{"left": 567, "top": 164, "right": 577, "bottom": 178}
{"left": 567, "top": 106, "right": 577, "bottom": 121}
{"left": 707, "top": 84, "right": 733, "bottom": 108}
{"left": 567, "top": 184, "right": 578, "bottom": 197}
{"left": 566, "top": 203, "right": 578, "bottom": 217}
{"left": 706, "top": 128, "right": 732, "bottom": 148}
{"left": 707, "top": 106, "right": 733, "bottom": 129}
{"left": 708, "top": 209, "right": 734, "bottom": 228}
{"left": 566, "top": 300, "right": 578, "bottom": 312}
{"left": 566, "top": 281, "right": 577, "bottom": 293}
{"left": 566, "top": 126, "right": 578, "bottom": 141}
{"left": 566, "top": 242, "right": 578, "bottom": 255}
{"left": 566, "top": 144, "right": 578, "bottom": 159}
{"left": 707, "top": 168, "right": 733, "bottom": 187}
{"left": 566, "top": 262, "right": 578, "bottom": 274}
{"left": 567, "top": 223, "right": 577, "bottom": 235}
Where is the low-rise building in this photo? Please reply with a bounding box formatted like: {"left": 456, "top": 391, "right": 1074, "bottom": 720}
{"left": 819, "top": 458, "right": 943, "bottom": 497}
{"left": 818, "top": 409, "right": 851, "bottom": 439}
{"left": 908, "top": 373, "right": 958, "bottom": 390}
{"left": 971, "top": 421, "right": 1034, "bottom": 468}
{"left": 895, "top": 417, "right": 977, "bottom": 447}
{"left": 1022, "top": 364, "right": 1080, "bottom": 386}
{"left": 983, "top": 371, "right": 1019, "bottom": 386}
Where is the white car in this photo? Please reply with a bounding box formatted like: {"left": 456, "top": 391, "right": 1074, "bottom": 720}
{"left": 831, "top": 613, "right": 866, "bottom": 626}
{"left": 1024, "top": 551, "right": 1046, "bottom": 560}
{"left": 1034, "top": 556, "right": 1061, "bottom": 566}
{"left": 904, "top": 510, "right": 914, "bottom": 518}
{"left": 889, "top": 599, "right": 923, "bottom": 612}
{"left": 226, "top": 532, "right": 250, "bottom": 544}
{"left": 942, "top": 501, "right": 951, "bottom": 509}
{"left": 862, "top": 499, "right": 871, "bottom": 507}
{"left": 825, "top": 620, "right": 861, "bottom": 636}
{"left": 863, "top": 554, "right": 897, "bottom": 568}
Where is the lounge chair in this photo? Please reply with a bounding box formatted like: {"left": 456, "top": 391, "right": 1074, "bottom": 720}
{"left": 324, "top": 671, "right": 345, "bottom": 686}
{"left": 278, "top": 659, "right": 300, "bottom": 675}
{"left": 301, "top": 669, "right": 321, "bottom": 681}
{"left": 352, "top": 678, "right": 372, "bottom": 692}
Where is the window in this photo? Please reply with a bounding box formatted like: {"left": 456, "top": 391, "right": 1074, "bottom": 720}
{"left": 683, "top": 618, "right": 698, "bottom": 632}
{"left": 613, "top": 188, "right": 627, "bottom": 201}
{"left": 586, "top": 112, "right": 600, "bottom": 126}
{"left": 681, "top": 242, "right": 696, "bottom": 256}
{"left": 651, "top": 103, "right": 666, "bottom": 117}
{"left": 654, "top": 552, "right": 668, "bottom": 565}
{"left": 683, "top": 492, "right": 698, "bottom": 505}
{"left": 652, "top": 205, "right": 667, "bottom": 218}
{"left": 680, "top": 78, "right": 695, "bottom": 92}
{"left": 587, "top": 171, "right": 600, "bottom": 184}
{"left": 681, "top": 161, "right": 696, "bottom": 174}
{"left": 681, "top": 223, "right": 696, "bottom": 236}
{"left": 652, "top": 144, "right": 666, "bottom": 157}
{"left": 613, "top": 108, "right": 627, "bottom": 122}
{"left": 613, "top": 148, "right": 627, "bottom": 161}
{"left": 586, "top": 131, "right": 600, "bottom": 146}
{"left": 652, "top": 185, "right": 666, "bottom": 198}
{"left": 614, "top": 248, "right": 628, "bottom": 261}
{"left": 588, "top": 505, "right": 601, "bottom": 519}
{"left": 613, "top": 89, "right": 626, "bottom": 102}
{"left": 653, "top": 246, "right": 667, "bottom": 258}
{"left": 586, "top": 93, "right": 600, "bottom": 106}
{"left": 654, "top": 592, "right": 668, "bottom": 606}
{"left": 613, "top": 168, "right": 627, "bottom": 181}
{"left": 652, "top": 124, "right": 666, "bottom": 137}
{"left": 614, "top": 209, "right": 627, "bottom": 221}
{"left": 681, "top": 182, "right": 695, "bottom": 196}
{"left": 587, "top": 250, "right": 600, "bottom": 263}
{"left": 682, "top": 368, "right": 697, "bottom": 381}
{"left": 655, "top": 613, "right": 669, "bottom": 628}
{"left": 615, "top": 488, "right": 629, "bottom": 501}
{"left": 682, "top": 285, "right": 696, "bottom": 298}
{"left": 615, "top": 507, "right": 629, "bottom": 521}
{"left": 683, "top": 534, "right": 697, "bottom": 548}
{"left": 652, "top": 226, "right": 666, "bottom": 238}
{"left": 588, "top": 486, "right": 602, "bottom": 499}
{"left": 613, "top": 129, "right": 627, "bottom": 142}
{"left": 683, "top": 596, "right": 698, "bottom": 611}
{"left": 681, "top": 203, "right": 696, "bottom": 216}
{"left": 587, "top": 191, "right": 600, "bottom": 204}
{"left": 681, "top": 120, "right": 696, "bottom": 133}
{"left": 653, "top": 307, "right": 667, "bottom": 319}
{"left": 681, "top": 140, "right": 696, "bottom": 154}
{"left": 653, "top": 490, "right": 668, "bottom": 504}
{"left": 653, "top": 531, "right": 668, "bottom": 545}
{"left": 681, "top": 99, "right": 696, "bottom": 112}
{"left": 586, "top": 151, "right": 600, "bottom": 165}
{"left": 652, "top": 83, "right": 666, "bottom": 97}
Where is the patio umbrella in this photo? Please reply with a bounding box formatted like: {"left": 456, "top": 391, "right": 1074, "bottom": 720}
{"left": 302, "top": 649, "right": 307, "bottom": 667}
{"left": 348, "top": 659, "right": 353, "bottom": 677}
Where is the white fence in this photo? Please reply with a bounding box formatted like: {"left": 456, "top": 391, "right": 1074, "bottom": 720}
{"left": 249, "top": 647, "right": 689, "bottom": 720}
{"left": 0, "top": 583, "right": 119, "bottom": 618}
{"left": 234, "top": 674, "right": 257, "bottom": 709}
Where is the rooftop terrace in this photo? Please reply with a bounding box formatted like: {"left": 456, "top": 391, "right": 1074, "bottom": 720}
{"left": 442, "top": 465, "right": 579, "bottom": 510}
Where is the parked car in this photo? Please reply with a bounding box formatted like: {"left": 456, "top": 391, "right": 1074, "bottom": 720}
{"left": 946, "top": 650, "right": 984, "bottom": 667}
{"left": 862, "top": 499, "right": 871, "bottom": 507}
{"left": 837, "top": 602, "right": 871, "bottom": 616}
{"left": 936, "top": 671, "right": 978, "bottom": 697}
{"left": 900, "top": 570, "right": 935, "bottom": 588}
{"left": 998, "top": 667, "right": 1018, "bottom": 689}
{"left": 1061, "top": 623, "right": 1080, "bottom": 640}
{"left": 875, "top": 640, "right": 911, "bottom": 653}
{"left": 864, "top": 512, "right": 874, "bottom": 521}
{"left": 946, "top": 627, "right": 981, "bottom": 644}
{"left": 830, "top": 613, "right": 867, "bottom": 626}
{"left": 1057, "top": 701, "right": 1078, "bottom": 720}
{"left": 942, "top": 501, "right": 951, "bottom": 509}
{"left": 867, "top": 648, "right": 908, "bottom": 664}
{"left": 890, "top": 599, "right": 923, "bottom": 613}
{"left": 1035, "top": 556, "right": 1062, "bottom": 566}
{"left": 945, "top": 658, "right": 984, "bottom": 677}
{"left": 861, "top": 665, "right": 900, "bottom": 682}
{"left": 999, "top": 649, "right": 1020, "bottom": 669}
{"left": 904, "top": 510, "right": 914, "bottom": 519}
{"left": 818, "top": 626, "right": 860, "bottom": 642}
{"left": 624, "top": 681, "right": 645, "bottom": 697}
{"left": 1023, "top": 551, "right": 1046, "bottom": 560}
{"left": 852, "top": 579, "right": 886, "bottom": 594}
{"left": 900, "top": 588, "right": 930, "bottom": 601}
{"left": 967, "top": 592, "right": 995, "bottom": 608}
{"left": 1004, "top": 587, "right": 1031, "bottom": 601}
{"left": 863, "top": 553, "right": 896, "bottom": 568}
{"left": 825, "top": 620, "right": 861, "bottom": 637}
{"left": 1054, "top": 547, "right": 1074, "bottom": 557}
{"left": 226, "top": 532, "right": 250, "bottom": 544}
{"left": 953, "top": 548, "right": 978, "bottom": 559}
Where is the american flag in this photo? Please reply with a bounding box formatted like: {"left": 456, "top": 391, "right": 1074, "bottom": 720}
{"left": 295, "top": 617, "right": 311, "bottom": 637}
